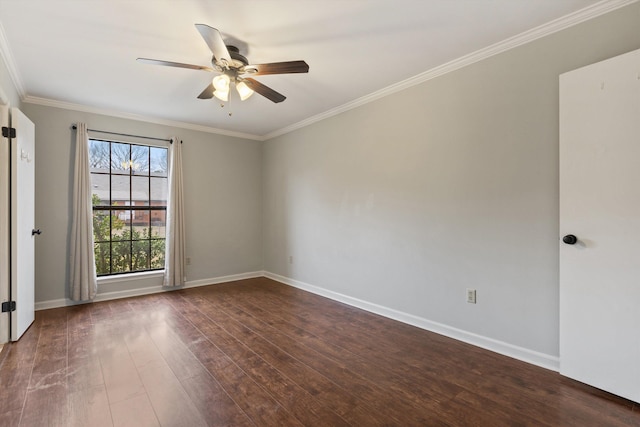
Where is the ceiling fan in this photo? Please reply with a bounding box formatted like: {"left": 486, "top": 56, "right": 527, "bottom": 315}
{"left": 137, "top": 24, "right": 309, "bottom": 104}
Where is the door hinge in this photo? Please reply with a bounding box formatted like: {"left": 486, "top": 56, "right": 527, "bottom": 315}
{"left": 2, "top": 126, "right": 16, "bottom": 139}
{"left": 1, "top": 301, "right": 16, "bottom": 312}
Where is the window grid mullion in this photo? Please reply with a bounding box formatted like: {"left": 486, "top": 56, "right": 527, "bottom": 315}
{"left": 129, "top": 144, "right": 133, "bottom": 273}
{"left": 147, "top": 147, "right": 151, "bottom": 270}
{"left": 109, "top": 141, "right": 113, "bottom": 275}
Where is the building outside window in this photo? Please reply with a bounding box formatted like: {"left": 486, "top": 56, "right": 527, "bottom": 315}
{"left": 89, "top": 139, "right": 168, "bottom": 276}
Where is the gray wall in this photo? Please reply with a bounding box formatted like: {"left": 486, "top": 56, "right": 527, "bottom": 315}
{"left": 262, "top": 3, "right": 640, "bottom": 358}
{"left": 22, "top": 103, "right": 263, "bottom": 303}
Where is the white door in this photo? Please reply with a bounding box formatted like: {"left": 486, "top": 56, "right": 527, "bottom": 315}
{"left": 559, "top": 48, "right": 640, "bottom": 403}
{"left": 0, "top": 105, "right": 9, "bottom": 344}
{"left": 10, "top": 108, "right": 35, "bottom": 341}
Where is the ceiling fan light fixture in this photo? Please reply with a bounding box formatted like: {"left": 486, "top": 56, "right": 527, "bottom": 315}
{"left": 236, "top": 81, "right": 254, "bottom": 100}
{"left": 212, "top": 74, "right": 230, "bottom": 91}
{"left": 213, "top": 89, "right": 229, "bottom": 102}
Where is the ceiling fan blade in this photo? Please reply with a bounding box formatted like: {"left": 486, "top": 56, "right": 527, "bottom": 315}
{"left": 197, "top": 83, "right": 215, "bottom": 99}
{"left": 137, "top": 58, "right": 214, "bottom": 72}
{"left": 243, "top": 78, "right": 286, "bottom": 103}
{"left": 195, "top": 24, "right": 232, "bottom": 66}
{"left": 243, "top": 60, "right": 309, "bottom": 75}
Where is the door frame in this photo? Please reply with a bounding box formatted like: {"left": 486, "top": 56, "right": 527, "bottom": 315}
{"left": 0, "top": 93, "right": 10, "bottom": 344}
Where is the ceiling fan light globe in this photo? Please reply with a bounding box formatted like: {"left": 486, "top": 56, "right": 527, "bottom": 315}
{"left": 212, "top": 74, "right": 230, "bottom": 91}
{"left": 236, "top": 81, "right": 254, "bottom": 101}
{"left": 213, "top": 89, "right": 229, "bottom": 102}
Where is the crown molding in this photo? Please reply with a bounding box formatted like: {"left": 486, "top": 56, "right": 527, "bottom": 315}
{"left": 264, "top": 0, "right": 639, "bottom": 140}
{"left": 0, "top": 20, "right": 25, "bottom": 99}
{"left": 22, "top": 95, "right": 263, "bottom": 141}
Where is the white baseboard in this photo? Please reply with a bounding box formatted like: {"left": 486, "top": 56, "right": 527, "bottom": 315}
{"left": 263, "top": 271, "right": 560, "bottom": 372}
{"left": 34, "top": 269, "right": 559, "bottom": 371}
{"left": 184, "top": 271, "right": 263, "bottom": 289}
{"left": 34, "top": 271, "right": 263, "bottom": 311}
{"left": 35, "top": 298, "right": 77, "bottom": 311}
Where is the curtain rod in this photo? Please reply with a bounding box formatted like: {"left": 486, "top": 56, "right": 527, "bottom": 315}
{"left": 71, "top": 124, "right": 173, "bottom": 143}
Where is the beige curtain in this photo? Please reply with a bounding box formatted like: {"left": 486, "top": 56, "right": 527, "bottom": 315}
{"left": 70, "top": 123, "right": 97, "bottom": 301}
{"left": 163, "top": 137, "right": 186, "bottom": 287}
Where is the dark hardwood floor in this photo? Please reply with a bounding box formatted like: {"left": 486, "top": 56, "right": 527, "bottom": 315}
{"left": 0, "top": 277, "right": 638, "bottom": 426}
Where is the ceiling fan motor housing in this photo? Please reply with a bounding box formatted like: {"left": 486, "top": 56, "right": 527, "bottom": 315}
{"left": 222, "top": 45, "right": 249, "bottom": 68}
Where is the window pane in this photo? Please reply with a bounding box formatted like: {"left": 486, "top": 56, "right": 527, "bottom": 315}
{"left": 91, "top": 173, "right": 109, "bottom": 205}
{"left": 94, "top": 242, "right": 111, "bottom": 276}
{"left": 111, "top": 241, "right": 131, "bottom": 273}
{"left": 132, "top": 145, "right": 150, "bottom": 176}
{"left": 111, "top": 211, "right": 129, "bottom": 241}
{"left": 133, "top": 211, "right": 150, "bottom": 238}
{"left": 151, "top": 239, "right": 165, "bottom": 269}
{"left": 150, "top": 177, "right": 167, "bottom": 206}
{"left": 150, "top": 147, "right": 167, "bottom": 177}
{"left": 111, "top": 143, "right": 131, "bottom": 174}
{"left": 92, "top": 210, "right": 112, "bottom": 243}
{"left": 151, "top": 209, "right": 166, "bottom": 239}
{"left": 132, "top": 176, "right": 150, "bottom": 206}
{"left": 111, "top": 175, "right": 130, "bottom": 206}
{"left": 132, "top": 240, "right": 150, "bottom": 271}
{"left": 89, "top": 140, "right": 110, "bottom": 173}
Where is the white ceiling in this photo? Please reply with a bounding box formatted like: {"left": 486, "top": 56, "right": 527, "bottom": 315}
{"left": 0, "top": 0, "right": 616, "bottom": 139}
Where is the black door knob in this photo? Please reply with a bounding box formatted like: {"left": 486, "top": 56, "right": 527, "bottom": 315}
{"left": 562, "top": 234, "right": 577, "bottom": 245}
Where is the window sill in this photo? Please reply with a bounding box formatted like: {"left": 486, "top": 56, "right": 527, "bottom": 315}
{"left": 97, "top": 270, "right": 164, "bottom": 285}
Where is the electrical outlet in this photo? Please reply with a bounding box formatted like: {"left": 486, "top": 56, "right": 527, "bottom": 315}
{"left": 289, "top": 256, "right": 293, "bottom": 264}
{"left": 466, "top": 288, "right": 477, "bottom": 304}
{"left": 186, "top": 257, "right": 191, "bottom": 266}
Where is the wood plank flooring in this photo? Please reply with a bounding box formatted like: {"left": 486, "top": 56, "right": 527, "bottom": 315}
{"left": 0, "top": 277, "right": 638, "bottom": 426}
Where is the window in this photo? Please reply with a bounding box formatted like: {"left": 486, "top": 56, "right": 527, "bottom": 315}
{"left": 89, "top": 139, "right": 168, "bottom": 276}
